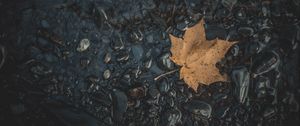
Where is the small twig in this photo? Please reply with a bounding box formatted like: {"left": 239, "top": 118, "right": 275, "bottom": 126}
{"left": 154, "top": 69, "right": 178, "bottom": 81}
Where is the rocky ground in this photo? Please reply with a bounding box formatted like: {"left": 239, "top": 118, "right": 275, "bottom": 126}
{"left": 0, "top": 0, "right": 299, "bottom": 126}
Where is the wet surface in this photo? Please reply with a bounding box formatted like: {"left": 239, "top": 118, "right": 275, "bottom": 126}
{"left": 0, "top": 0, "right": 299, "bottom": 126}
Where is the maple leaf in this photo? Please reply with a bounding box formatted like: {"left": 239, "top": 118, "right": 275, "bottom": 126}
{"left": 169, "top": 19, "right": 237, "bottom": 91}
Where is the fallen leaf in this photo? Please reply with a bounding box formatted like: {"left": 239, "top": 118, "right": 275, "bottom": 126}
{"left": 169, "top": 19, "right": 237, "bottom": 91}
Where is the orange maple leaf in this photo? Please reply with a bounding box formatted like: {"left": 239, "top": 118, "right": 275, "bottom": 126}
{"left": 169, "top": 19, "right": 237, "bottom": 91}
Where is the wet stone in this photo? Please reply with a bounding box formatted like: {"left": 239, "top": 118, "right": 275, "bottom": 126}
{"left": 41, "top": 20, "right": 50, "bottom": 28}
{"left": 204, "top": 24, "right": 227, "bottom": 40}
{"left": 157, "top": 78, "right": 170, "bottom": 93}
{"left": 112, "top": 89, "right": 128, "bottom": 122}
{"left": 103, "top": 69, "right": 111, "bottom": 80}
{"left": 221, "top": 0, "right": 237, "bottom": 9}
{"left": 128, "top": 87, "right": 146, "bottom": 99}
{"left": 186, "top": 0, "right": 203, "bottom": 14}
{"left": 148, "top": 83, "right": 160, "bottom": 99}
{"left": 102, "top": 36, "right": 110, "bottom": 44}
{"left": 160, "top": 108, "right": 182, "bottom": 126}
{"left": 104, "top": 52, "right": 112, "bottom": 64}
{"left": 176, "top": 21, "right": 188, "bottom": 31}
{"left": 234, "top": 7, "right": 247, "bottom": 20}
{"left": 116, "top": 51, "right": 130, "bottom": 62}
{"left": 131, "top": 67, "right": 142, "bottom": 78}
{"left": 167, "top": 27, "right": 185, "bottom": 38}
{"left": 80, "top": 57, "right": 90, "bottom": 68}
{"left": 255, "top": 76, "right": 271, "bottom": 98}
{"left": 231, "top": 66, "right": 250, "bottom": 103}
{"left": 77, "top": 38, "right": 90, "bottom": 52}
{"left": 144, "top": 58, "right": 153, "bottom": 69}
{"left": 86, "top": 75, "right": 100, "bottom": 84}
{"left": 132, "top": 45, "right": 144, "bottom": 61}
{"left": 252, "top": 51, "right": 280, "bottom": 77}
{"left": 104, "top": 116, "right": 113, "bottom": 125}
{"left": 238, "top": 27, "right": 254, "bottom": 37}
{"left": 184, "top": 100, "right": 212, "bottom": 119}
{"left": 130, "top": 29, "right": 143, "bottom": 42}
{"left": 146, "top": 34, "right": 154, "bottom": 43}
{"left": 111, "top": 35, "right": 125, "bottom": 51}
{"left": 158, "top": 53, "right": 174, "bottom": 70}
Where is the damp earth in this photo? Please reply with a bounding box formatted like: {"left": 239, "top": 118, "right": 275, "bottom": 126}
{"left": 0, "top": 0, "right": 299, "bottom": 126}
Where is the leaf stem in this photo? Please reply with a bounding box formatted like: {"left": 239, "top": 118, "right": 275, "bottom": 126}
{"left": 154, "top": 69, "right": 178, "bottom": 81}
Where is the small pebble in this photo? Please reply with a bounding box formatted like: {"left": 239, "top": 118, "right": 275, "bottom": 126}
{"left": 103, "top": 69, "right": 111, "bottom": 79}
{"left": 77, "top": 38, "right": 90, "bottom": 52}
